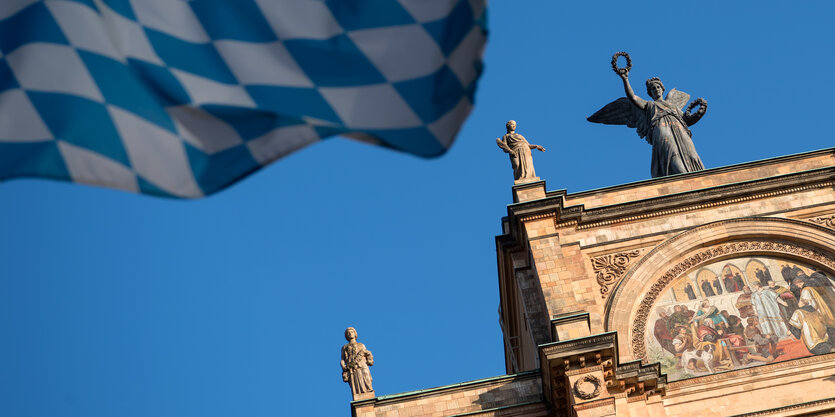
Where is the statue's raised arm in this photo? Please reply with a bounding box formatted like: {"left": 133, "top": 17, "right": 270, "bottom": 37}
{"left": 587, "top": 52, "right": 708, "bottom": 178}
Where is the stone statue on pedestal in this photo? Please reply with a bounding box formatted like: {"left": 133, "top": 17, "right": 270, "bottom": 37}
{"left": 588, "top": 52, "right": 708, "bottom": 178}
{"left": 496, "top": 120, "right": 546, "bottom": 183}
{"left": 341, "top": 327, "right": 374, "bottom": 399}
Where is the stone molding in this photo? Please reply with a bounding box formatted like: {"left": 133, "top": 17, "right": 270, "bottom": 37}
{"left": 447, "top": 401, "right": 547, "bottom": 417}
{"left": 577, "top": 174, "right": 835, "bottom": 230}
{"left": 502, "top": 166, "right": 835, "bottom": 241}
{"left": 361, "top": 371, "right": 541, "bottom": 406}
{"left": 560, "top": 148, "right": 835, "bottom": 200}
{"left": 571, "top": 396, "right": 614, "bottom": 411}
{"left": 518, "top": 212, "right": 556, "bottom": 223}
{"left": 729, "top": 396, "right": 835, "bottom": 417}
{"left": 540, "top": 332, "right": 618, "bottom": 356}
{"left": 665, "top": 351, "right": 835, "bottom": 389}
{"left": 590, "top": 249, "right": 643, "bottom": 299}
{"left": 566, "top": 364, "right": 603, "bottom": 377}
{"left": 808, "top": 214, "right": 835, "bottom": 229}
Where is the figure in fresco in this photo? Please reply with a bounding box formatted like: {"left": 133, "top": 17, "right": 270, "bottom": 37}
{"left": 736, "top": 286, "right": 756, "bottom": 318}
{"left": 807, "top": 268, "right": 834, "bottom": 288}
{"left": 654, "top": 309, "right": 676, "bottom": 354}
{"left": 769, "top": 280, "right": 797, "bottom": 326}
{"left": 752, "top": 282, "right": 789, "bottom": 339}
{"left": 667, "top": 305, "right": 695, "bottom": 333}
{"left": 712, "top": 276, "right": 723, "bottom": 295}
{"left": 783, "top": 265, "right": 806, "bottom": 296}
{"left": 734, "top": 272, "right": 746, "bottom": 292}
{"left": 788, "top": 269, "right": 830, "bottom": 299}
{"left": 701, "top": 279, "right": 716, "bottom": 297}
{"left": 692, "top": 299, "right": 728, "bottom": 330}
{"left": 694, "top": 316, "right": 747, "bottom": 364}
{"left": 744, "top": 317, "right": 777, "bottom": 362}
{"left": 672, "top": 327, "right": 694, "bottom": 357}
{"left": 789, "top": 276, "right": 835, "bottom": 355}
{"left": 722, "top": 310, "right": 745, "bottom": 337}
{"left": 780, "top": 265, "right": 791, "bottom": 283}
{"left": 684, "top": 282, "right": 697, "bottom": 300}
{"left": 756, "top": 267, "right": 773, "bottom": 287}
{"left": 724, "top": 274, "right": 739, "bottom": 293}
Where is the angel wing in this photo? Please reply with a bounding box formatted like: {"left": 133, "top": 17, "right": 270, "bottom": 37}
{"left": 666, "top": 88, "right": 690, "bottom": 110}
{"left": 587, "top": 97, "right": 650, "bottom": 140}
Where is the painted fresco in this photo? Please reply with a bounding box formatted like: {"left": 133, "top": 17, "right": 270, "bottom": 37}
{"left": 646, "top": 256, "right": 835, "bottom": 381}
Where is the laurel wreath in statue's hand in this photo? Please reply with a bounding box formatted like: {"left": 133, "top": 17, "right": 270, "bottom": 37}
{"left": 611, "top": 51, "right": 632, "bottom": 76}
{"left": 685, "top": 98, "right": 708, "bottom": 117}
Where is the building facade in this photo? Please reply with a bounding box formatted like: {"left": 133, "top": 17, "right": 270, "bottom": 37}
{"left": 352, "top": 149, "right": 835, "bottom": 416}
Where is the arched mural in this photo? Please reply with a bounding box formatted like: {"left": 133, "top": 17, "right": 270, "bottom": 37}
{"left": 647, "top": 256, "right": 835, "bottom": 381}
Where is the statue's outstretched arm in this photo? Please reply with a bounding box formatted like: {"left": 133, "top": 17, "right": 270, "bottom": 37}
{"left": 620, "top": 73, "right": 647, "bottom": 110}
{"left": 528, "top": 143, "right": 546, "bottom": 152}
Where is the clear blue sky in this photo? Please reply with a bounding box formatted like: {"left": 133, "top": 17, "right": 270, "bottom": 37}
{"left": 2, "top": 2, "right": 834, "bottom": 416}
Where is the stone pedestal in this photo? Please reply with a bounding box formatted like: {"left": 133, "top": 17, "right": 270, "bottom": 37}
{"left": 512, "top": 180, "right": 546, "bottom": 203}
{"left": 353, "top": 391, "right": 375, "bottom": 401}
{"left": 514, "top": 176, "right": 540, "bottom": 185}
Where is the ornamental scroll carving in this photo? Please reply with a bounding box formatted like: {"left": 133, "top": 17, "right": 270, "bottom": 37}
{"left": 591, "top": 250, "right": 642, "bottom": 299}
{"left": 631, "top": 240, "right": 835, "bottom": 360}
{"left": 807, "top": 215, "right": 835, "bottom": 229}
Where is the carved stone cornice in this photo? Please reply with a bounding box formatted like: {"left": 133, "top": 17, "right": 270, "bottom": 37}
{"left": 808, "top": 214, "right": 835, "bottom": 229}
{"left": 448, "top": 401, "right": 548, "bottom": 417}
{"left": 539, "top": 332, "right": 666, "bottom": 414}
{"left": 665, "top": 352, "right": 835, "bottom": 389}
{"left": 631, "top": 240, "right": 835, "bottom": 360}
{"left": 500, "top": 166, "right": 835, "bottom": 243}
{"left": 729, "top": 396, "right": 835, "bottom": 417}
{"left": 540, "top": 332, "right": 619, "bottom": 357}
{"left": 572, "top": 396, "right": 614, "bottom": 411}
{"left": 577, "top": 170, "right": 835, "bottom": 230}
{"left": 590, "top": 250, "right": 643, "bottom": 299}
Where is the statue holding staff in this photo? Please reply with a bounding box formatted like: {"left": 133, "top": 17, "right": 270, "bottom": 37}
{"left": 588, "top": 52, "right": 708, "bottom": 178}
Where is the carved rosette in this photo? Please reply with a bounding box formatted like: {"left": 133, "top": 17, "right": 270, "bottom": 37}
{"left": 591, "top": 250, "right": 642, "bottom": 298}
{"left": 573, "top": 375, "right": 602, "bottom": 400}
{"left": 807, "top": 215, "right": 835, "bottom": 229}
{"left": 631, "top": 240, "right": 835, "bottom": 360}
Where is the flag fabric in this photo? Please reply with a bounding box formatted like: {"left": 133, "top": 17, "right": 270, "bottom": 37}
{"left": 0, "top": 0, "right": 487, "bottom": 198}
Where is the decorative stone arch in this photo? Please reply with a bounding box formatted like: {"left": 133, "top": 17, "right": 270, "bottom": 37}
{"left": 603, "top": 217, "right": 835, "bottom": 362}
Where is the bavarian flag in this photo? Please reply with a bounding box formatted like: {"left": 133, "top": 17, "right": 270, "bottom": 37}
{"left": 0, "top": 0, "right": 487, "bottom": 197}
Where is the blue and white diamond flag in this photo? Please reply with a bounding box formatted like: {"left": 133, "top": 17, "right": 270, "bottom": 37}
{"left": 0, "top": 0, "right": 487, "bottom": 197}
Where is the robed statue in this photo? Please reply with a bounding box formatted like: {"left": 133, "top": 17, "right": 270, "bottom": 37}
{"left": 588, "top": 52, "right": 708, "bottom": 178}
{"left": 341, "top": 327, "right": 374, "bottom": 399}
{"left": 496, "top": 120, "right": 546, "bottom": 183}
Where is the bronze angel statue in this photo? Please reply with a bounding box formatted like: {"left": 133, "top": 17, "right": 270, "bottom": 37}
{"left": 588, "top": 52, "right": 708, "bottom": 178}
